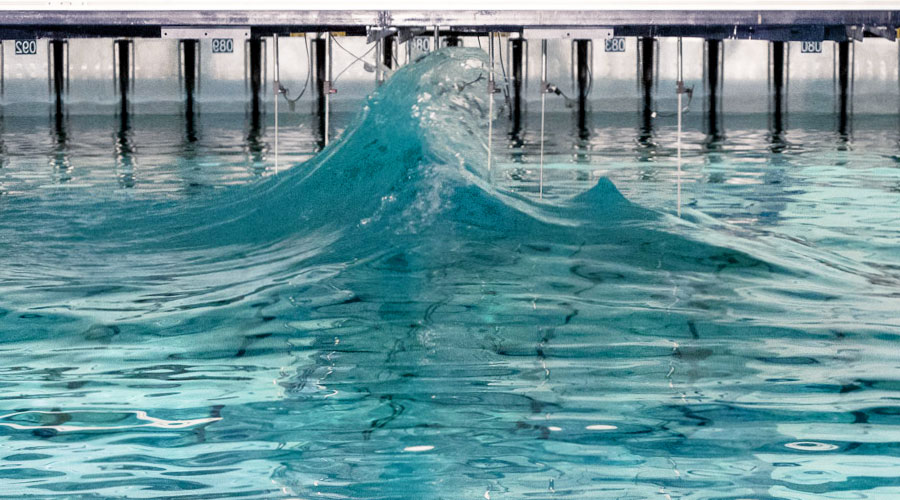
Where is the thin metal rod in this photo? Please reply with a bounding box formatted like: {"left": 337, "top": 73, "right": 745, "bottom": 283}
{"left": 541, "top": 39, "right": 548, "bottom": 84}
{"left": 376, "top": 39, "right": 382, "bottom": 84}
{"left": 488, "top": 32, "right": 494, "bottom": 177}
{"left": 539, "top": 39, "right": 547, "bottom": 199}
{"left": 325, "top": 32, "right": 332, "bottom": 146}
{"left": 274, "top": 33, "right": 279, "bottom": 174}
{"left": 676, "top": 37, "right": 682, "bottom": 217}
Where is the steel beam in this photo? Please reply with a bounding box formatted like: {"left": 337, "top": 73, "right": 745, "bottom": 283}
{"left": 0, "top": 10, "right": 896, "bottom": 41}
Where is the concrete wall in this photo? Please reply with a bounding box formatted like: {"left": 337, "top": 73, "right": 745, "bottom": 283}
{"left": 0, "top": 35, "right": 897, "bottom": 116}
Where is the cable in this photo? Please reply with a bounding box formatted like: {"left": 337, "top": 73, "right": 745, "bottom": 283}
{"left": 494, "top": 37, "right": 512, "bottom": 116}
{"left": 331, "top": 35, "right": 359, "bottom": 59}
{"left": 331, "top": 38, "right": 376, "bottom": 83}
{"left": 585, "top": 58, "right": 593, "bottom": 96}
{"left": 280, "top": 36, "right": 311, "bottom": 111}
{"left": 653, "top": 85, "right": 694, "bottom": 118}
{"left": 457, "top": 73, "right": 485, "bottom": 91}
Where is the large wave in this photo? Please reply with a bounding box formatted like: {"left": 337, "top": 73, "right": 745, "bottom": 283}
{"left": 0, "top": 48, "right": 870, "bottom": 329}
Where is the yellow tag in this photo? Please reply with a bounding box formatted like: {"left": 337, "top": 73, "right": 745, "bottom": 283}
{"left": 331, "top": 31, "right": 346, "bottom": 37}
{"left": 290, "top": 33, "right": 305, "bottom": 37}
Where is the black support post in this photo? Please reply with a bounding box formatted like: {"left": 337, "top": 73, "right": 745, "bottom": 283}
{"left": 50, "top": 40, "right": 65, "bottom": 120}
{"left": 115, "top": 40, "right": 130, "bottom": 115}
{"left": 114, "top": 40, "right": 134, "bottom": 188}
{"left": 639, "top": 37, "right": 655, "bottom": 142}
{"left": 183, "top": 40, "right": 198, "bottom": 105}
{"left": 382, "top": 35, "right": 393, "bottom": 70}
{"left": 705, "top": 39, "right": 723, "bottom": 141}
{"left": 575, "top": 39, "right": 590, "bottom": 140}
{"left": 182, "top": 39, "right": 199, "bottom": 143}
{"left": 771, "top": 41, "right": 786, "bottom": 137}
{"left": 248, "top": 38, "right": 262, "bottom": 120}
{"left": 312, "top": 37, "right": 327, "bottom": 148}
{"left": 837, "top": 40, "right": 851, "bottom": 137}
{"left": 510, "top": 38, "right": 524, "bottom": 138}
{"left": 246, "top": 38, "right": 264, "bottom": 162}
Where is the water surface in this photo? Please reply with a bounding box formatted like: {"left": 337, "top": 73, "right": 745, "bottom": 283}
{"left": 0, "top": 48, "right": 899, "bottom": 499}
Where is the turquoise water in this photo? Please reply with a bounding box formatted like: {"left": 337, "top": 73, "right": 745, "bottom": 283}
{"left": 0, "top": 48, "right": 899, "bottom": 499}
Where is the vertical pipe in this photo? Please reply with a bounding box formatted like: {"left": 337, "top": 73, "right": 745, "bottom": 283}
{"left": 705, "top": 39, "right": 722, "bottom": 141}
{"left": 487, "top": 32, "right": 495, "bottom": 176}
{"left": 511, "top": 38, "right": 524, "bottom": 134}
{"left": 115, "top": 40, "right": 130, "bottom": 115}
{"left": 539, "top": 39, "right": 547, "bottom": 200}
{"left": 838, "top": 40, "right": 851, "bottom": 137}
{"left": 676, "top": 37, "right": 683, "bottom": 217}
{"left": 771, "top": 40, "right": 786, "bottom": 137}
{"left": 640, "top": 36, "right": 655, "bottom": 141}
{"left": 182, "top": 39, "right": 198, "bottom": 143}
{"left": 246, "top": 38, "right": 264, "bottom": 163}
{"left": 434, "top": 26, "right": 440, "bottom": 51}
{"left": 248, "top": 38, "right": 262, "bottom": 122}
{"left": 50, "top": 40, "right": 64, "bottom": 119}
{"left": 312, "top": 36, "right": 326, "bottom": 148}
{"left": 114, "top": 40, "right": 133, "bottom": 187}
{"left": 273, "top": 33, "right": 280, "bottom": 173}
{"left": 183, "top": 40, "right": 197, "bottom": 103}
{"left": 325, "top": 32, "right": 332, "bottom": 146}
{"left": 382, "top": 35, "right": 393, "bottom": 70}
{"left": 575, "top": 39, "right": 589, "bottom": 140}
{"left": 375, "top": 39, "right": 382, "bottom": 84}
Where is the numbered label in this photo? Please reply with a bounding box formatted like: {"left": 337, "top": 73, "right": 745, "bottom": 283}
{"left": 606, "top": 36, "right": 625, "bottom": 52}
{"left": 410, "top": 36, "right": 433, "bottom": 59}
{"left": 413, "top": 37, "right": 431, "bottom": 52}
{"left": 211, "top": 38, "right": 233, "bottom": 53}
{"left": 605, "top": 37, "right": 626, "bottom": 53}
{"left": 800, "top": 41, "right": 822, "bottom": 54}
{"left": 14, "top": 40, "right": 37, "bottom": 55}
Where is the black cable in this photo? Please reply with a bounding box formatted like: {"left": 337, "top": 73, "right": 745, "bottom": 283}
{"left": 280, "top": 36, "right": 311, "bottom": 111}
{"left": 547, "top": 85, "right": 577, "bottom": 108}
{"left": 457, "top": 73, "right": 485, "bottom": 91}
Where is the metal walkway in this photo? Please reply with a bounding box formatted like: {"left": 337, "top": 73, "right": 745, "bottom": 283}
{"left": 0, "top": 10, "right": 897, "bottom": 41}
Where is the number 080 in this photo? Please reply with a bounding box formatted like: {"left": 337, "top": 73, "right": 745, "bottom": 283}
{"left": 212, "top": 38, "right": 233, "bottom": 53}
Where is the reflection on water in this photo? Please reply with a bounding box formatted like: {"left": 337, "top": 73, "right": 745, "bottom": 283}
{"left": 0, "top": 50, "right": 898, "bottom": 499}
{"left": 0, "top": 410, "right": 221, "bottom": 433}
